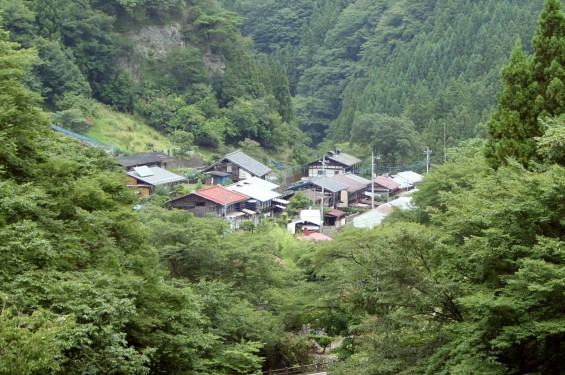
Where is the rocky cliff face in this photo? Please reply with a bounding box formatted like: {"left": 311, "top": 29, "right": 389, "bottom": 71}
{"left": 120, "top": 22, "right": 224, "bottom": 79}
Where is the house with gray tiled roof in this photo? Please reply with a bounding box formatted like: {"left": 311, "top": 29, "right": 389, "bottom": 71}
{"left": 307, "top": 149, "right": 362, "bottom": 177}
{"left": 202, "top": 150, "right": 272, "bottom": 182}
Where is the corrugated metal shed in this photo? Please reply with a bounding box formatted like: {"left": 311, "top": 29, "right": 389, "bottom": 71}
{"left": 127, "top": 166, "right": 186, "bottom": 186}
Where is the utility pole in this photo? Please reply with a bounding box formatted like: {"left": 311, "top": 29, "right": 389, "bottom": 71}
{"left": 319, "top": 155, "right": 327, "bottom": 233}
{"left": 371, "top": 151, "right": 375, "bottom": 210}
{"left": 424, "top": 147, "right": 432, "bottom": 174}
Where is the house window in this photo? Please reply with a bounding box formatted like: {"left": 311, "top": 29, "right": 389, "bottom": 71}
{"left": 335, "top": 170, "right": 340, "bottom": 174}
{"left": 317, "top": 170, "right": 324, "bottom": 176}
{"left": 226, "top": 165, "right": 232, "bottom": 173}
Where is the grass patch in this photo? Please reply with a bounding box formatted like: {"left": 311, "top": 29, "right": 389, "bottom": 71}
{"left": 86, "top": 103, "right": 173, "bottom": 154}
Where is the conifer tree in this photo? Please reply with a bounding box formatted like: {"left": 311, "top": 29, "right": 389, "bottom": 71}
{"left": 485, "top": 0, "right": 565, "bottom": 168}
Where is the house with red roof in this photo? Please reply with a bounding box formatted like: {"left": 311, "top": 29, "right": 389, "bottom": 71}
{"left": 372, "top": 175, "right": 401, "bottom": 199}
{"left": 167, "top": 185, "right": 253, "bottom": 228}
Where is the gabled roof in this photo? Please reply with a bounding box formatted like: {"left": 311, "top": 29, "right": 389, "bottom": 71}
{"left": 229, "top": 176, "right": 279, "bottom": 191}
{"left": 127, "top": 166, "right": 187, "bottom": 186}
{"left": 331, "top": 174, "right": 367, "bottom": 193}
{"left": 326, "top": 208, "right": 346, "bottom": 218}
{"left": 194, "top": 185, "right": 249, "bottom": 205}
{"left": 226, "top": 182, "right": 281, "bottom": 202}
{"left": 310, "top": 176, "right": 348, "bottom": 193}
{"left": 373, "top": 176, "right": 400, "bottom": 191}
{"left": 204, "top": 150, "right": 272, "bottom": 177}
{"left": 309, "top": 150, "right": 362, "bottom": 167}
{"left": 118, "top": 152, "right": 175, "bottom": 168}
{"left": 344, "top": 173, "right": 371, "bottom": 185}
{"left": 327, "top": 151, "right": 362, "bottom": 167}
{"left": 169, "top": 185, "right": 249, "bottom": 206}
{"left": 299, "top": 209, "right": 322, "bottom": 226}
{"left": 394, "top": 171, "right": 423, "bottom": 185}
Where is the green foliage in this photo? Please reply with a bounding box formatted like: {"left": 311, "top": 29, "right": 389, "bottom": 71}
{"left": 52, "top": 108, "right": 92, "bottom": 134}
{"left": 486, "top": 0, "right": 565, "bottom": 168}
{"left": 307, "top": 334, "right": 333, "bottom": 353}
{"left": 286, "top": 191, "right": 310, "bottom": 214}
{"left": 536, "top": 116, "right": 565, "bottom": 165}
{"left": 350, "top": 113, "right": 422, "bottom": 166}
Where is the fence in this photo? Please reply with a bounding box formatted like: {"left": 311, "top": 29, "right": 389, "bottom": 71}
{"left": 51, "top": 124, "right": 115, "bottom": 153}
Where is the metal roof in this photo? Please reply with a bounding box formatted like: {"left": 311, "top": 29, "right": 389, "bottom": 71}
{"left": 310, "top": 176, "right": 348, "bottom": 193}
{"left": 352, "top": 196, "right": 414, "bottom": 229}
{"left": 344, "top": 173, "right": 371, "bottom": 185}
{"left": 127, "top": 166, "right": 187, "bottom": 186}
{"left": 394, "top": 171, "right": 423, "bottom": 184}
{"left": 299, "top": 209, "right": 322, "bottom": 226}
{"left": 226, "top": 184, "right": 281, "bottom": 202}
{"left": 327, "top": 208, "right": 346, "bottom": 218}
{"left": 226, "top": 176, "right": 281, "bottom": 202}
{"left": 223, "top": 150, "right": 272, "bottom": 176}
{"left": 194, "top": 185, "right": 249, "bottom": 205}
{"left": 326, "top": 151, "right": 362, "bottom": 167}
{"left": 230, "top": 176, "right": 279, "bottom": 191}
{"left": 118, "top": 152, "right": 175, "bottom": 168}
{"left": 331, "top": 174, "right": 367, "bottom": 193}
{"left": 373, "top": 175, "right": 400, "bottom": 191}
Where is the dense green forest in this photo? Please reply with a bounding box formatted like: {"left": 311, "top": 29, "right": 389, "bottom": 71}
{"left": 1, "top": 0, "right": 564, "bottom": 374}
{"left": 0, "top": 0, "right": 311, "bottom": 163}
{"left": 221, "top": 0, "right": 548, "bottom": 165}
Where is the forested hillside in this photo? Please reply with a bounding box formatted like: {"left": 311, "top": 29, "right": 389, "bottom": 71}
{"left": 222, "top": 0, "right": 546, "bottom": 165}
{"left": 1, "top": 0, "right": 564, "bottom": 374}
{"left": 0, "top": 0, "right": 311, "bottom": 163}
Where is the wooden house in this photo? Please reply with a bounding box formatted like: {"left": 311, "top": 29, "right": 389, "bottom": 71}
{"left": 372, "top": 175, "right": 401, "bottom": 199}
{"left": 225, "top": 177, "right": 281, "bottom": 220}
{"left": 167, "top": 185, "right": 252, "bottom": 229}
{"left": 307, "top": 149, "right": 362, "bottom": 177}
{"left": 203, "top": 150, "right": 272, "bottom": 182}
{"left": 126, "top": 166, "right": 187, "bottom": 194}
{"left": 331, "top": 174, "right": 370, "bottom": 206}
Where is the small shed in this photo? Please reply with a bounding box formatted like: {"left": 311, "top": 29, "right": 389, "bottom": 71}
{"left": 324, "top": 208, "right": 346, "bottom": 228}
{"left": 126, "top": 166, "right": 187, "bottom": 193}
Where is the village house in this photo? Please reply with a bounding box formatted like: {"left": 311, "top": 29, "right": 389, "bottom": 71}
{"left": 126, "top": 166, "right": 187, "bottom": 196}
{"left": 392, "top": 171, "right": 423, "bottom": 190}
{"left": 307, "top": 149, "right": 362, "bottom": 177}
{"left": 330, "top": 173, "right": 370, "bottom": 207}
{"left": 203, "top": 150, "right": 273, "bottom": 183}
{"left": 167, "top": 185, "right": 252, "bottom": 229}
{"left": 287, "top": 209, "right": 322, "bottom": 235}
{"left": 293, "top": 176, "right": 349, "bottom": 208}
{"left": 352, "top": 195, "right": 415, "bottom": 229}
{"left": 372, "top": 175, "right": 401, "bottom": 199}
{"left": 225, "top": 177, "right": 282, "bottom": 221}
